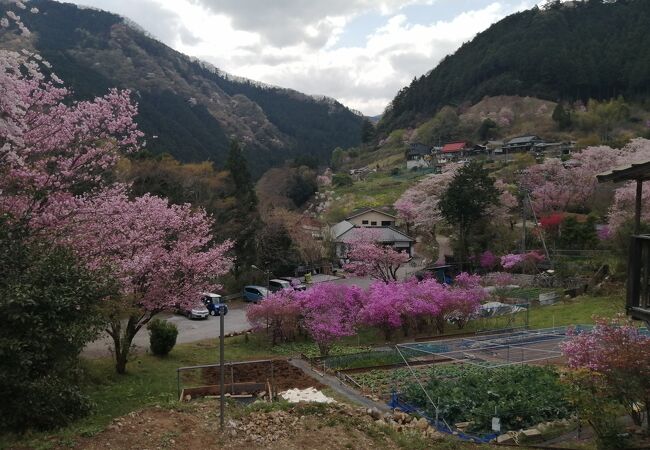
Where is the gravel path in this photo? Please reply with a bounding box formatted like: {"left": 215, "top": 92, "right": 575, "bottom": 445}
{"left": 288, "top": 358, "right": 391, "bottom": 412}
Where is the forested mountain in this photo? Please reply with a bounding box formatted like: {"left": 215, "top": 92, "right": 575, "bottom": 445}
{"left": 0, "top": 0, "right": 363, "bottom": 176}
{"left": 380, "top": 0, "right": 650, "bottom": 132}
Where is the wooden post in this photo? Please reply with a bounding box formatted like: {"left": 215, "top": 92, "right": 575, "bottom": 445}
{"left": 635, "top": 179, "right": 643, "bottom": 234}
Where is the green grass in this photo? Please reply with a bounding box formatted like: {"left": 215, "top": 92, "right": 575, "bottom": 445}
{"left": 1, "top": 294, "right": 625, "bottom": 449}
{"left": 527, "top": 294, "right": 625, "bottom": 329}
{"left": 326, "top": 169, "right": 433, "bottom": 221}
{"left": 1, "top": 334, "right": 273, "bottom": 449}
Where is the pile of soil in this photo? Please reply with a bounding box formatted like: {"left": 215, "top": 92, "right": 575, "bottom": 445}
{"left": 202, "top": 359, "right": 323, "bottom": 391}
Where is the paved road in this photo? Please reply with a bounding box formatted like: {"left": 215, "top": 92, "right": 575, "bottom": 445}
{"left": 82, "top": 303, "right": 251, "bottom": 358}
{"left": 82, "top": 272, "right": 420, "bottom": 359}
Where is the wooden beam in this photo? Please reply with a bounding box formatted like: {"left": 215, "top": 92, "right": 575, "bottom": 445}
{"left": 635, "top": 179, "right": 643, "bottom": 234}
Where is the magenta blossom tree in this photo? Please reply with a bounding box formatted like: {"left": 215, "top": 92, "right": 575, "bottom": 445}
{"left": 297, "top": 284, "right": 364, "bottom": 356}
{"left": 246, "top": 290, "right": 302, "bottom": 345}
{"left": 343, "top": 228, "right": 409, "bottom": 282}
{"left": 359, "top": 281, "right": 406, "bottom": 340}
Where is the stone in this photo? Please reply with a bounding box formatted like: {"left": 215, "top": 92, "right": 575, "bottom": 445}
{"left": 522, "top": 428, "right": 542, "bottom": 440}
{"left": 497, "top": 433, "right": 515, "bottom": 444}
{"left": 455, "top": 421, "right": 471, "bottom": 429}
{"left": 367, "top": 408, "right": 382, "bottom": 420}
{"left": 415, "top": 418, "right": 429, "bottom": 431}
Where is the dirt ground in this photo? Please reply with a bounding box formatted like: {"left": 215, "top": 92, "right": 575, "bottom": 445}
{"left": 53, "top": 401, "right": 471, "bottom": 450}
{"left": 201, "top": 359, "right": 323, "bottom": 391}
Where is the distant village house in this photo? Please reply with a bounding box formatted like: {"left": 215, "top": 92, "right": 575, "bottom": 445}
{"left": 406, "top": 142, "right": 432, "bottom": 170}
{"left": 330, "top": 208, "right": 415, "bottom": 259}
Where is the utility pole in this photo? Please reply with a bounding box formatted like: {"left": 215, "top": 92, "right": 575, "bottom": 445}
{"left": 219, "top": 303, "right": 225, "bottom": 429}
{"left": 521, "top": 193, "right": 527, "bottom": 254}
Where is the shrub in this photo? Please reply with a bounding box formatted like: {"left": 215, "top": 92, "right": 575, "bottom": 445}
{"left": 333, "top": 173, "right": 353, "bottom": 187}
{"left": 0, "top": 219, "right": 107, "bottom": 432}
{"left": 148, "top": 319, "right": 178, "bottom": 356}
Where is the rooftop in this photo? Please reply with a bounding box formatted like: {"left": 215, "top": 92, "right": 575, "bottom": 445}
{"left": 346, "top": 207, "right": 397, "bottom": 221}
{"left": 337, "top": 226, "right": 415, "bottom": 243}
{"left": 505, "top": 135, "right": 542, "bottom": 145}
{"left": 597, "top": 160, "right": 650, "bottom": 183}
{"left": 441, "top": 141, "right": 468, "bottom": 153}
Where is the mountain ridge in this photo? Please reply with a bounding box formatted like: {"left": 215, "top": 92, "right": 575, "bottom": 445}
{"left": 379, "top": 0, "right": 650, "bottom": 133}
{"left": 0, "top": 0, "right": 363, "bottom": 176}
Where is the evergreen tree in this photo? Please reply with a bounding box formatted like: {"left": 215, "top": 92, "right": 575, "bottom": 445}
{"left": 224, "top": 140, "right": 261, "bottom": 273}
{"left": 439, "top": 162, "right": 500, "bottom": 268}
{"left": 552, "top": 103, "right": 572, "bottom": 131}
{"left": 478, "top": 118, "right": 498, "bottom": 140}
{"left": 360, "top": 118, "right": 376, "bottom": 144}
{"left": 226, "top": 140, "right": 254, "bottom": 199}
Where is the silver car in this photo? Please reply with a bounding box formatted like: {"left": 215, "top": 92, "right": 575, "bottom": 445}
{"left": 182, "top": 302, "right": 209, "bottom": 320}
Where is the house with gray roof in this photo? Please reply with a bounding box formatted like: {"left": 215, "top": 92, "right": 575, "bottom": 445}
{"left": 406, "top": 142, "right": 433, "bottom": 170}
{"left": 330, "top": 209, "right": 415, "bottom": 259}
{"left": 503, "top": 135, "right": 545, "bottom": 152}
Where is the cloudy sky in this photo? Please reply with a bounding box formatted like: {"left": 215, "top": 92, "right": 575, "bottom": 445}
{"left": 66, "top": 0, "right": 543, "bottom": 115}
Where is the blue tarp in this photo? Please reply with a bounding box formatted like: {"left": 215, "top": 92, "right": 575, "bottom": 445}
{"left": 388, "top": 392, "right": 498, "bottom": 443}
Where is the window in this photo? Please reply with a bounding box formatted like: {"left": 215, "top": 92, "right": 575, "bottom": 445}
{"left": 381, "top": 221, "right": 392, "bottom": 226}
{"left": 371, "top": 221, "right": 377, "bottom": 226}
{"left": 362, "top": 220, "right": 369, "bottom": 225}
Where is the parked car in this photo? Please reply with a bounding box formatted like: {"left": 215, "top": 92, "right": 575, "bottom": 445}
{"left": 201, "top": 292, "right": 228, "bottom": 316}
{"left": 180, "top": 301, "right": 210, "bottom": 320}
{"left": 277, "top": 276, "right": 307, "bottom": 291}
{"left": 268, "top": 279, "right": 292, "bottom": 292}
{"left": 243, "top": 285, "right": 269, "bottom": 303}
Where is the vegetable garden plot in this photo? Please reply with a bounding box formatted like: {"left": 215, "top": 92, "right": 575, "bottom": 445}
{"left": 398, "top": 364, "right": 574, "bottom": 434}
{"left": 397, "top": 327, "right": 579, "bottom": 368}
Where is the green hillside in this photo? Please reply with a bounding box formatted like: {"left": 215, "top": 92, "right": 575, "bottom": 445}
{"left": 380, "top": 0, "right": 650, "bottom": 132}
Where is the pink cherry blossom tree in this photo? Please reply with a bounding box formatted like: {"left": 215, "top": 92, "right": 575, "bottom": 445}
{"left": 0, "top": 50, "right": 234, "bottom": 374}
{"left": 297, "top": 283, "right": 364, "bottom": 356}
{"left": 343, "top": 228, "right": 409, "bottom": 282}
{"left": 561, "top": 316, "right": 650, "bottom": 428}
{"left": 0, "top": 50, "right": 141, "bottom": 226}
{"left": 394, "top": 165, "right": 460, "bottom": 240}
{"left": 523, "top": 139, "right": 650, "bottom": 220}
{"left": 57, "top": 189, "right": 233, "bottom": 373}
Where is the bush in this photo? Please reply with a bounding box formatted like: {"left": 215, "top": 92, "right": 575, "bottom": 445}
{"left": 333, "top": 173, "right": 353, "bottom": 187}
{"left": 148, "top": 319, "right": 178, "bottom": 356}
{"left": 0, "top": 219, "right": 108, "bottom": 432}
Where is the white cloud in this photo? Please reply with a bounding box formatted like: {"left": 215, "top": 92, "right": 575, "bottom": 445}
{"left": 67, "top": 0, "right": 540, "bottom": 115}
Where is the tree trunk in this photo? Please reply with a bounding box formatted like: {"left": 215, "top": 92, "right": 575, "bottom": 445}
{"left": 108, "top": 312, "right": 156, "bottom": 374}
{"left": 317, "top": 342, "right": 331, "bottom": 357}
